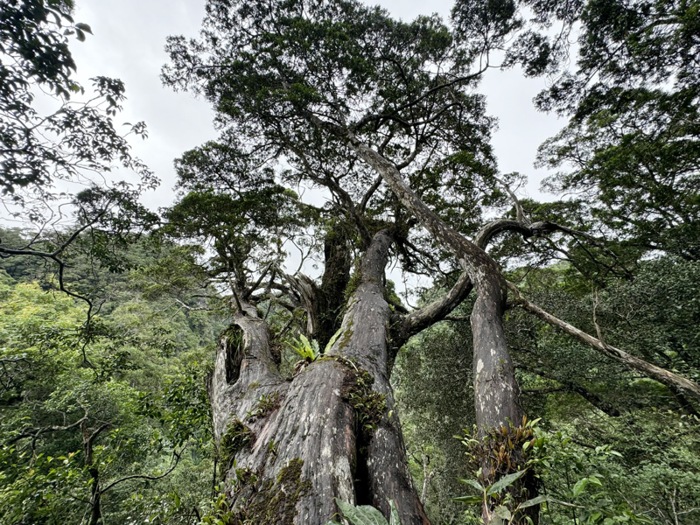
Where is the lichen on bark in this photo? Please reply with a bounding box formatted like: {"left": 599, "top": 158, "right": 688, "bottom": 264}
{"left": 236, "top": 459, "right": 311, "bottom": 525}
{"left": 205, "top": 458, "right": 311, "bottom": 525}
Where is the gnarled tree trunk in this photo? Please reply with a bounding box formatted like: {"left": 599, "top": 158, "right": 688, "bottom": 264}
{"left": 347, "top": 139, "right": 534, "bottom": 524}
{"left": 209, "top": 231, "right": 428, "bottom": 524}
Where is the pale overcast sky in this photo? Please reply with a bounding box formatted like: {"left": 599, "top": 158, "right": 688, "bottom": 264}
{"left": 70, "top": 0, "right": 562, "bottom": 210}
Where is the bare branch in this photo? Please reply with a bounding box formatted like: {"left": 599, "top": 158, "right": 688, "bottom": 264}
{"left": 359, "top": 175, "right": 383, "bottom": 212}
{"left": 507, "top": 281, "right": 700, "bottom": 404}
{"left": 9, "top": 413, "right": 89, "bottom": 447}
{"left": 493, "top": 174, "right": 529, "bottom": 225}
{"left": 100, "top": 450, "right": 182, "bottom": 495}
{"left": 474, "top": 219, "right": 532, "bottom": 248}
{"left": 243, "top": 262, "right": 273, "bottom": 300}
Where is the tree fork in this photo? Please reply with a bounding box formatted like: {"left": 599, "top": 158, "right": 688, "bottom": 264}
{"left": 345, "top": 138, "right": 533, "bottom": 523}
{"left": 347, "top": 140, "right": 522, "bottom": 426}
{"left": 210, "top": 231, "right": 428, "bottom": 524}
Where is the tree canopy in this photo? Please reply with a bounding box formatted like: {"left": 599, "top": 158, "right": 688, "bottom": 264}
{"left": 452, "top": 0, "right": 700, "bottom": 259}
{"left": 1, "top": 0, "right": 698, "bottom": 524}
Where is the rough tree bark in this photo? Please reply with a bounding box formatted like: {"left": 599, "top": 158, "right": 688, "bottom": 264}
{"left": 345, "top": 138, "right": 532, "bottom": 524}
{"left": 347, "top": 143, "right": 521, "bottom": 426}
{"left": 209, "top": 231, "right": 429, "bottom": 524}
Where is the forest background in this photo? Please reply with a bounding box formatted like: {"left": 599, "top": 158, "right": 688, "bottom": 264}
{"left": 1, "top": 0, "right": 698, "bottom": 524}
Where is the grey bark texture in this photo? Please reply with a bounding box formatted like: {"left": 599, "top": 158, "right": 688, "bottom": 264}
{"left": 210, "top": 231, "right": 429, "bottom": 524}
{"left": 347, "top": 139, "right": 523, "bottom": 436}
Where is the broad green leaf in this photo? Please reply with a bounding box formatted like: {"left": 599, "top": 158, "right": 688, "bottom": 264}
{"left": 75, "top": 23, "right": 93, "bottom": 34}
{"left": 588, "top": 475, "right": 603, "bottom": 487}
{"left": 336, "top": 499, "right": 388, "bottom": 525}
{"left": 487, "top": 470, "right": 527, "bottom": 496}
{"left": 494, "top": 505, "right": 512, "bottom": 520}
{"left": 454, "top": 495, "right": 483, "bottom": 505}
{"left": 518, "top": 495, "right": 549, "bottom": 509}
{"left": 459, "top": 478, "right": 485, "bottom": 492}
{"left": 324, "top": 327, "right": 344, "bottom": 353}
{"left": 572, "top": 478, "right": 588, "bottom": 498}
{"left": 525, "top": 417, "right": 542, "bottom": 428}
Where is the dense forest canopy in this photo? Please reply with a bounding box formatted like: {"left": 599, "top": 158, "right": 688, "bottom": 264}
{"left": 0, "top": 0, "right": 698, "bottom": 524}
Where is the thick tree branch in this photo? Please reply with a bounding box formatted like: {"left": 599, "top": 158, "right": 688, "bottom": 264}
{"left": 507, "top": 282, "right": 700, "bottom": 403}
{"left": 474, "top": 219, "right": 532, "bottom": 248}
{"left": 360, "top": 175, "right": 383, "bottom": 212}
{"left": 396, "top": 271, "right": 473, "bottom": 346}
{"left": 396, "top": 215, "right": 535, "bottom": 341}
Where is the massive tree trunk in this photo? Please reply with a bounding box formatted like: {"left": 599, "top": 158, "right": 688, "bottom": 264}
{"left": 348, "top": 144, "right": 521, "bottom": 418}
{"left": 209, "top": 231, "right": 428, "bottom": 524}
{"left": 346, "top": 139, "right": 533, "bottom": 524}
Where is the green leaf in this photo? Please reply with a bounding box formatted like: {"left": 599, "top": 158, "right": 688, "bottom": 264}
{"left": 335, "top": 499, "right": 389, "bottom": 525}
{"left": 518, "top": 495, "right": 550, "bottom": 509}
{"left": 324, "top": 327, "right": 344, "bottom": 353}
{"left": 487, "top": 470, "right": 527, "bottom": 496}
{"left": 459, "top": 478, "right": 485, "bottom": 492}
{"left": 389, "top": 500, "right": 401, "bottom": 525}
{"left": 75, "top": 23, "right": 93, "bottom": 34}
{"left": 572, "top": 478, "right": 588, "bottom": 498}
{"left": 588, "top": 475, "right": 603, "bottom": 487}
{"left": 454, "top": 495, "right": 484, "bottom": 505}
{"left": 494, "top": 505, "right": 512, "bottom": 520}
{"left": 525, "top": 417, "right": 542, "bottom": 428}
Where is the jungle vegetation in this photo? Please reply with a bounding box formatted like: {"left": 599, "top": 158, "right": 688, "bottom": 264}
{"left": 0, "top": 0, "right": 698, "bottom": 524}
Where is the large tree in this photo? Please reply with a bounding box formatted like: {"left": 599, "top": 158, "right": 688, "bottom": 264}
{"left": 161, "top": 0, "right": 699, "bottom": 523}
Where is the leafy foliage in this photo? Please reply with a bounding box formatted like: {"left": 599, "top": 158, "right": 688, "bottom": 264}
{"left": 452, "top": 0, "right": 700, "bottom": 259}
{"left": 0, "top": 0, "right": 154, "bottom": 203}
{"left": 0, "top": 236, "right": 220, "bottom": 524}
{"left": 161, "top": 0, "right": 508, "bottom": 284}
